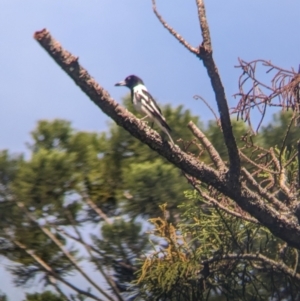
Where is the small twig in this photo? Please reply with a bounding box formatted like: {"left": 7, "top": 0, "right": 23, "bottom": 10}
{"left": 293, "top": 249, "right": 299, "bottom": 276}
{"left": 188, "top": 121, "right": 226, "bottom": 170}
{"left": 270, "top": 148, "right": 294, "bottom": 201}
{"left": 279, "top": 112, "right": 296, "bottom": 169}
{"left": 241, "top": 168, "right": 289, "bottom": 212}
{"left": 200, "top": 190, "right": 259, "bottom": 224}
{"left": 203, "top": 253, "right": 300, "bottom": 281}
{"left": 284, "top": 151, "right": 298, "bottom": 168}
{"left": 193, "top": 94, "right": 220, "bottom": 126}
{"left": 185, "top": 173, "right": 258, "bottom": 224}
{"left": 234, "top": 58, "right": 298, "bottom": 131}
{"left": 152, "top": 0, "right": 198, "bottom": 54}
{"left": 298, "top": 140, "right": 300, "bottom": 189}
{"left": 239, "top": 150, "right": 278, "bottom": 175}
{"left": 255, "top": 100, "right": 267, "bottom": 133}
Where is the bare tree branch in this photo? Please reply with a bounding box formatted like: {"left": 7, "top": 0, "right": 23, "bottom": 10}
{"left": 152, "top": 1, "right": 240, "bottom": 184}
{"left": 183, "top": 173, "right": 255, "bottom": 223}
{"left": 241, "top": 167, "right": 288, "bottom": 212}
{"left": 195, "top": 0, "right": 240, "bottom": 183}
{"left": 152, "top": 0, "right": 198, "bottom": 54}
{"left": 195, "top": 0, "right": 211, "bottom": 51}
{"left": 33, "top": 29, "right": 300, "bottom": 250}
{"left": 193, "top": 94, "right": 220, "bottom": 126}
{"left": 293, "top": 249, "right": 299, "bottom": 276}
{"left": 270, "top": 148, "right": 294, "bottom": 202}
{"left": 239, "top": 150, "right": 278, "bottom": 175}
{"left": 197, "top": 187, "right": 259, "bottom": 224}
{"left": 188, "top": 121, "right": 226, "bottom": 170}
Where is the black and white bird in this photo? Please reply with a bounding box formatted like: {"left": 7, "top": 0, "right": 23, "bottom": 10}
{"left": 115, "top": 75, "right": 174, "bottom": 145}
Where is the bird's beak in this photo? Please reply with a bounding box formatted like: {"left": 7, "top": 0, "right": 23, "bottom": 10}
{"left": 115, "top": 80, "right": 126, "bottom": 87}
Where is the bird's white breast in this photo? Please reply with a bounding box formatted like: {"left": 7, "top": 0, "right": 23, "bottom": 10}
{"left": 133, "top": 84, "right": 147, "bottom": 112}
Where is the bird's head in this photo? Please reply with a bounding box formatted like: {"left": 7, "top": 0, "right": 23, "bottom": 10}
{"left": 115, "top": 75, "right": 144, "bottom": 89}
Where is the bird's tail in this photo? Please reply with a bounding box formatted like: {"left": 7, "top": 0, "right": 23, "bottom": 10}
{"left": 155, "top": 118, "right": 174, "bottom": 145}
{"left": 164, "top": 129, "right": 174, "bottom": 145}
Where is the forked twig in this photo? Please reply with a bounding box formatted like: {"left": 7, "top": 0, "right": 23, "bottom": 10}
{"left": 152, "top": 0, "right": 241, "bottom": 184}
{"left": 233, "top": 59, "right": 300, "bottom": 132}
{"left": 152, "top": 0, "right": 198, "bottom": 54}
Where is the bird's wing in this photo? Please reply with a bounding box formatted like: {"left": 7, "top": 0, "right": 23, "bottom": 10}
{"left": 135, "top": 89, "right": 171, "bottom": 132}
{"left": 140, "top": 89, "right": 163, "bottom": 114}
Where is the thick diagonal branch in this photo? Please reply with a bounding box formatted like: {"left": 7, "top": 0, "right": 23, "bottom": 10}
{"left": 33, "top": 29, "right": 300, "bottom": 249}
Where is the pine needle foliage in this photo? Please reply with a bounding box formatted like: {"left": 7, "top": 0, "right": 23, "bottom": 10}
{"left": 135, "top": 194, "right": 300, "bottom": 300}
{"left": 136, "top": 204, "right": 203, "bottom": 301}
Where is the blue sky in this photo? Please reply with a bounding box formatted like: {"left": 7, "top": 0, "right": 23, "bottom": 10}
{"left": 1, "top": 0, "right": 300, "bottom": 299}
